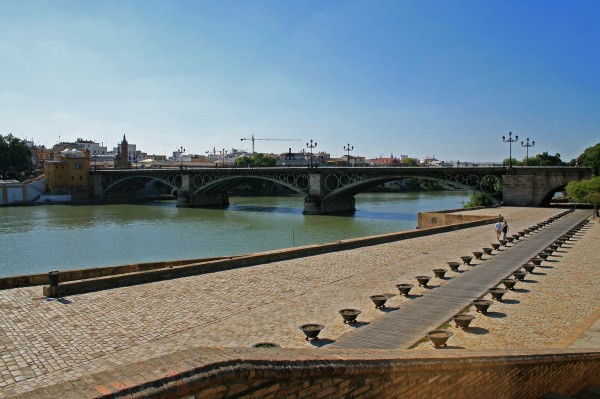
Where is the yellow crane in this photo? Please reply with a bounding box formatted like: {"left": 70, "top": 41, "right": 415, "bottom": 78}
{"left": 240, "top": 134, "right": 301, "bottom": 153}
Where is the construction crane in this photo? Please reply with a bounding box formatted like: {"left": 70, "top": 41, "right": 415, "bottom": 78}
{"left": 240, "top": 134, "right": 301, "bottom": 153}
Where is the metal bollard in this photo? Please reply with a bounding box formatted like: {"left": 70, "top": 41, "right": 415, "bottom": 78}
{"left": 48, "top": 270, "right": 60, "bottom": 287}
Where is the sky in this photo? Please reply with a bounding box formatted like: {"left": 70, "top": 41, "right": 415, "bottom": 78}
{"left": 1, "top": 0, "right": 598, "bottom": 162}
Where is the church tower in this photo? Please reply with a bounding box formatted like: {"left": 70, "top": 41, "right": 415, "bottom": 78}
{"left": 114, "top": 134, "right": 131, "bottom": 169}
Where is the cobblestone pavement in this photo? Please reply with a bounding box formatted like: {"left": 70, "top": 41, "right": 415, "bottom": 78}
{"left": 0, "top": 207, "right": 598, "bottom": 396}
{"left": 412, "top": 217, "right": 600, "bottom": 350}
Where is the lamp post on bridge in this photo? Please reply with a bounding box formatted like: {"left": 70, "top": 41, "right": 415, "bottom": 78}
{"left": 343, "top": 143, "right": 354, "bottom": 166}
{"left": 521, "top": 138, "right": 535, "bottom": 166}
{"left": 221, "top": 149, "right": 228, "bottom": 168}
{"left": 306, "top": 139, "right": 317, "bottom": 168}
{"left": 178, "top": 146, "right": 185, "bottom": 169}
{"left": 502, "top": 131, "right": 518, "bottom": 168}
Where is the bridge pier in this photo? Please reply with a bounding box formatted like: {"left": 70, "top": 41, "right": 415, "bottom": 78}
{"left": 92, "top": 175, "right": 104, "bottom": 197}
{"left": 177, "top": 191, "right": 230, "bottom": 208}
{"left": 303, "top": 195, "right": 356, "bottom": 215}
{"left": 303, "top": 174, "right": 356, "bottom": 215}
{"left": 502, "top": 168, "right": 591, "bottom": 206}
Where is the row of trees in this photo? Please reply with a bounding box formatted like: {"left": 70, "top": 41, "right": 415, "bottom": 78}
{"left": 234, "top": 153, "right": 277, "bottom": 167}
{"left": 504, "top": 143, "right": 600, "bottom": 173}
{"left": 0, "top": 134, "right": 32, "bottom": 180}
{"left": 504, "top": 151, "right": 564, "bottom": 167}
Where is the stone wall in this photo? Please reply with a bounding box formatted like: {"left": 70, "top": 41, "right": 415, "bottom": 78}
{"left": 502, "top": 167, "right": 591, "bottom": 206}
{"left": 14, "top": 347, "right": 600, "bottom": 399}
{"left": 417, "top": 211, "right": 499, "bottom": 229}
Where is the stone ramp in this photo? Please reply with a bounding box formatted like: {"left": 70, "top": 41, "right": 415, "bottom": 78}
{"left": 331, "top": 210, "right": 591, "bottom": 349}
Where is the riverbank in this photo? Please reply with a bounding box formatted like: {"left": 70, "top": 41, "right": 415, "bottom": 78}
{"left": 0, "top": 207, "right": 598, "bottom": 397}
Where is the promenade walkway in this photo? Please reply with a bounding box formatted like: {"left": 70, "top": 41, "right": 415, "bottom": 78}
{"left": 333, "top": 210, "right": 590, "bottom": 349}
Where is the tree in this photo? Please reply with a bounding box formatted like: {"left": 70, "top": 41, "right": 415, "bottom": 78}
{"left": 234, "top": 153, "right": 277, "bottom": 167}
{"left": 528, "top": 152, "right": 564, "bottom": 166}
{"left": 573, "top": 143, "right": 600, "bottom": 176}
{"left": 0, "top": 134, "right": 32, "bottom": 180}
{"left": 401, "top": 157, "right": 418, "bottom": 166}
{"left": 565, "top": 176, "right": 600, "bottom": 218}
{"left": 464, "top": 192, "right": 494, "bottom": 208}
{"left": 503, "top": 158, "right": 523, "bottom": 167}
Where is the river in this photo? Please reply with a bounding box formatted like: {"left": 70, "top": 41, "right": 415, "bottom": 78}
{"left": 0, "top": 191, "right": 470, "bottom": 277}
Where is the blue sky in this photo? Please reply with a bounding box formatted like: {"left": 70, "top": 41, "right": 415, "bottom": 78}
{"left": 1, "top": 0, "right": 598, "bottom": 161}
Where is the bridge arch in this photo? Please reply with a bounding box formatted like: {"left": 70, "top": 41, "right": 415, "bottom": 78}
{"left": 191, "top": 175, "right": 309, "bottom": 196}
{"left": 322, "top": 173, "right": 502, "bottom": 203}
{"left": 103, "top": 174, "right": 179, "bottom": 194}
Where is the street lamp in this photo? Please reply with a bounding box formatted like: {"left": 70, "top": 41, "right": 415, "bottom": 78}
{"left": 343, "top": 143, "right": 354, "bottom": 166}
{"left": 306, "top": 139, "right": 317, "bottom": 168}
{"left": 521, "top": 137, "right": 535, "bottom": 166}
{"left": 221, "top": 149, "right": 228, "bottom": 168}
{"left": 502, "top": 131, "right": 519, "bottom": 168}
{"left": 178, "top": 146, "right": 185, "bottom": 169}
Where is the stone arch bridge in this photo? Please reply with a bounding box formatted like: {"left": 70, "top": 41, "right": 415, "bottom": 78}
{"left": 91, "top": 166, "right": 591, "bottom": 214}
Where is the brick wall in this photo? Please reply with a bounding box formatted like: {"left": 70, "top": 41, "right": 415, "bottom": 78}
{"left": 14, "top": 347, "right": 599, "bottom": 399}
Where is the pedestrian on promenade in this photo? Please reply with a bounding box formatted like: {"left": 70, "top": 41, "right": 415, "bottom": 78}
{"left": 502, "top": 221, "right": 509, "bottom": 240}
{"left": 494, "top": 219, "right": 503, "bottom": 240}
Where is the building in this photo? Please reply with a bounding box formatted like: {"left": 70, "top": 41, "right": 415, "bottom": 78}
{"left": 277, "top": 149, "right": 309, "bottom": 167}
{"left": 113, "top": 135, "right": 132, "bottom": 169}
{"left": 369, "top": 156, "right": 401, "bottom": 166}
{"left": 44, "top": 149, "right": 91, "bottom": 196}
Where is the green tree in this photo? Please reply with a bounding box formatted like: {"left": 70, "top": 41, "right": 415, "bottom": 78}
{"left": 573, "top": 143, "right": 600, "bottom": 176}
{"left": 463, "top": 192, "right": 494, "bottom": 208}
{"left": 503, "top": 158, "right": 523, "bottom": 167}
{"left": 0, "top": 134, "right": 32, "bottom": 179}
{"left": 234, "top": 153, "right": 276, "bottom": 167}
{"left": 565, "top": 176, "right": 600, "bottom": 218}
{"left": 401, "top": 157, "right": 418, "bottom": 166}
{"left": 528, "top": 151, "right": 564, "bottom": 166}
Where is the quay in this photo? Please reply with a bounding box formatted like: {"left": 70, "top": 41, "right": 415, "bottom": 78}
{"left": 0, "top": 207, "right": 598, "bottom": 398}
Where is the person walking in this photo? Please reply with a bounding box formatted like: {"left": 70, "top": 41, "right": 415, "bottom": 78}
{"left": 502, "top": 221, "right": 509, "bottom": 240}
{"left": 494, "top": 219, "right": 503, "bottom": 240}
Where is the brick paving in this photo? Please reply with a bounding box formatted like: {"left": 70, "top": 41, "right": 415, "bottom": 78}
{"left": 333, "top": 210, "right": 593, "bottom": 349}
{"left": 412, "top": 215, "right": 600, "bottom": 350}
{"left": 0, "top": 207, "right": 598, "bottom": 396}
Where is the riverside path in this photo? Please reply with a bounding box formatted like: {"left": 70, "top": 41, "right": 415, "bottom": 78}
{"left": 332, "top": 209, "right": 591, "bottom": 349}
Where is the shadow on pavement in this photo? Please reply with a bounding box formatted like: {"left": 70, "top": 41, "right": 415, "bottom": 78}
{"left": 310, "top": 338, "right": 335, "bottom": 348}
{"left": 465, "top": 327, "right": 489, "bottom": 335}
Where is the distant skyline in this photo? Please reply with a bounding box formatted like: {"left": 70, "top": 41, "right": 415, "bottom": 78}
{"left": 1, "top": 0, "right": 598, "bottom": 161}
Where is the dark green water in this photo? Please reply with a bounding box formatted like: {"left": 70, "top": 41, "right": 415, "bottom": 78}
{"left": 0, "top": 191, "right": 470, "bottom": 277}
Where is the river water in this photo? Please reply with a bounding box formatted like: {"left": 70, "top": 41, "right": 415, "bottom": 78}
{"left": 0, "top": 191, "right": 470, "bottom": 277}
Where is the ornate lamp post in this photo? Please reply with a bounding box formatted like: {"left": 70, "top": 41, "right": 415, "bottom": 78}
{"left": 221, "top": 149, "right": 228, "bottom": 168}
{"left": 521, "top": 138, "right": 535, "bottom": 166}
{"left": 306, "top": 139, "right": 317, "bottom": 168}
{"left": 343, "top": 143, "right": 354, "bottom": 166}
{"left": 502, "top": 131, "right": 518, "bottom": 168}
{"left": 178, "top": 146, "right": 185, "bottom": 169}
